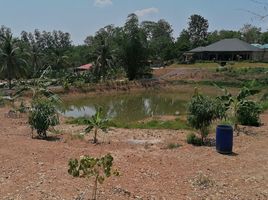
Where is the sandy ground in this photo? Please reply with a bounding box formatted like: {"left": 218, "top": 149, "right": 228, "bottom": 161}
{"left": 0, "top": 106, "right": 268, "bottom": 200}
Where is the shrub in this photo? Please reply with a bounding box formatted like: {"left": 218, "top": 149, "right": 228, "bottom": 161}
{"left": 28, "top": 99, "right": 59, "bottom": 138}
{"left": 237, "top": 100, "right": 261, "bottom": 126}
{"left": 68, "top": 154, "right": 119, "bottom": 200}
{"left": 188, "top": 92, "right": 218, "bottom": 143}
{"left": 186, "top": 133, "right": 202, "bottom": 146}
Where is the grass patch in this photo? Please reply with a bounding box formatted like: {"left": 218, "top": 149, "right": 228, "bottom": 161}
{"left": 70, "top": 133, "right": 85, "bottom": 140}
{"left": 66, "top": 117, "right": 88, "bottom": 125}
{"left": 110, "top": 119, "right": 189, "bottom": 130}
{"left": 166, "top": 143, "right": 181, "bottom": 149}
{"left": 67, "top": 117, "right": 189, "bottom": 130}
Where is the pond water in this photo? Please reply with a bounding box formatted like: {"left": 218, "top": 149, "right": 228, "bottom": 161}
{"left": 60, "top": 89, "right": 192, "bottom": 123}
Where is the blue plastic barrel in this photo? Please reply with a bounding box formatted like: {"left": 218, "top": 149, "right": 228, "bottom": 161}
{"left": 216, "top": 125, "right": 233, "bottom": 154}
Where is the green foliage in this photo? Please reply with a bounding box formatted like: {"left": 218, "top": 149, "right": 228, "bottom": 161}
{"left": 187, "top": 91, "right": 218, "bottom": 142}
{"left": 67, "top": 117, "right": 189, "bottom": 130}
{"left": 122, "top": 13, "right": 151, "bottom": 80}
{"left": 0, "top": 32, "right": 28, "bottom": 89}
{"left": 84, "top": 107, "right": 110, "bottom": 143}
{"left": 186, "top": 133, "right": 202, "bottom": 146}
{"left": 237, "top": 100, "right": 261, "bottom": 126}
{"left": 216, "top": 86, "right": 261, "bottom": 128}
{"left": 17, "top": 101, "right": 27, "bottom": 113}
{"left": 28, "top": 99, "right": 59, "bottom": 138}
{"left": 68, "top": 154, "right": 119, "bottom": 200}
{"left": 15, "top": 66, "right": 61, "bottom": 104}
{"left": 261, "top": 100, "right": 268, "bottom": 111}
{"left": 187, "top": 14, "right": 209, "bottom": 48}
{"left": 166, "top": 143, "right": 181, "bottom": 149}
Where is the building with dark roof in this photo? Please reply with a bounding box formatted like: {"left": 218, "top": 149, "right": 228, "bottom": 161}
{"left": 184, "top": 38, "right": 264, "bottom": 62}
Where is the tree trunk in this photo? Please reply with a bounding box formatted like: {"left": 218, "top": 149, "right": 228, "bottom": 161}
{"left": 93, "top": 128, "right": 98, "bottom": 144}
{"left": 92, "top": 176, "right": 98, "bottom": 200}
{"left": 8, "top": 78, "right": 12, "bottom": 90}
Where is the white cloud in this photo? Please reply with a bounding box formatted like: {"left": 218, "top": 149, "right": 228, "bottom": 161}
{"left": 94, "top": 0, "right": 112, "bottom": 7}
{"left": 135, "top": 7, "right": 159, "bottom": 17}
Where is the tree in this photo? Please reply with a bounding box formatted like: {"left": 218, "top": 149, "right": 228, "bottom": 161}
{"left": 175, "top": 29, "right": 191, "bottom": 58}
{"left": 87, "top": 25, "right": 120, "bottom": 81}
{"left": 68, "top": 154, "right": 119, "bottom": 200}
{"left": 122, "top": 13, "right": 150, "bottom": 80}
{"left": 141, "top": 19, "right": 175, "bottom": 61}
{"left": 20, "top": 29, "right": 72, "bottom": 71}
{"left": 0, "top": 32, "right": 28, "bottom": 89}
{"left": 187, "top": 14, "right": 209, "bottom": 48}
{"left": 240, "top": 24, "right": 261, "bottom": 43}
{"left": 261, "top": 31, "right": 268, "bottom": 43}
{"left": 218, "top": 30, "right": 242, "bottom": 40}
{"left": 206, "top": 30, "right": 242, "bottom": 45}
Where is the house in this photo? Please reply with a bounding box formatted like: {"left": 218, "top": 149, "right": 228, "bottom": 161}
{"left": 184, "top": 38, "right": 264, "bottom": 62}
{"left": 75, "top": 63, "right": 93, "bottom": 72}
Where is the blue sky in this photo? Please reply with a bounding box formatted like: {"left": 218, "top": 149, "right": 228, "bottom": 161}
{"left": 0, "top": 0, "right": 267, "bottom": 44}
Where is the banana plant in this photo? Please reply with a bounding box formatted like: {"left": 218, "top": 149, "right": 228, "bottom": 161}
{"left": 84, "top": 107, "right": 109, "bottom": 144}
{"left": 216, "top": 85, "right": 260, "bottom": 133}
{"left": 15, "top": 66, "right": 61, "bottom": 104}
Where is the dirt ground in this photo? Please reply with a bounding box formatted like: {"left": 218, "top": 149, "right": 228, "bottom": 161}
{"left": 0, "top": 106, "right": 267, "bottom": 200}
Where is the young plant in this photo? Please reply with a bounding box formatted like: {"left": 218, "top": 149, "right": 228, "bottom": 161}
{"left": 217, "top": 86, "right": 261, "bottom": 130}
{"left": 68, "top": 154, "right": 119, "bottom": 200}
{"left": 84, "top": 107, "right": 109, "bottom": 144}
{"left": 28, "top": 99, "right": 59, "bottom": 138}
{"left": 187, "top": 90, "right": 218, "bottom": 143}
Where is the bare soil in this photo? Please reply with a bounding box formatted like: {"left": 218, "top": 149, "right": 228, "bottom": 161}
{"left": 0, "top": 107, "right": 268, "bottom": 200}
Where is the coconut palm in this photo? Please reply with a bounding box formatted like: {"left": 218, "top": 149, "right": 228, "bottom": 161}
{"left": 0, "top": 33, "right": 28, "bottom": 89}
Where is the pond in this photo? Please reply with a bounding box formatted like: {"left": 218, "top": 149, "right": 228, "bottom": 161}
{"left": 60, "top": 89, "right": 194, "bottom": 123}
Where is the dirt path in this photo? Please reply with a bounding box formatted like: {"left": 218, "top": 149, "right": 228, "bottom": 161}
{"left": 0, "top": 107, "right": 267, "bottom": 200}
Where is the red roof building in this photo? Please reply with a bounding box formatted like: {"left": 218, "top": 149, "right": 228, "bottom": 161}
{"left": 76, "top": 63, "right": 93, "bottom": 71}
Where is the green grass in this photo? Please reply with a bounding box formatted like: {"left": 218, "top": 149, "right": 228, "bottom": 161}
{"left": 67, "top": 117, "right": 190, "bottom": 130}
{"left": 112, "top": 119, "right": 189, "bottom": 130}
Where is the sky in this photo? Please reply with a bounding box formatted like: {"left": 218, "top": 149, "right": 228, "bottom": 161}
{"left": 0, "top": 0, "right": 268, "bottom": 44}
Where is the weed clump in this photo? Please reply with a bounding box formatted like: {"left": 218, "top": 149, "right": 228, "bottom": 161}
{"left": 186, "top": 133, "right": 202, "bottom": 146}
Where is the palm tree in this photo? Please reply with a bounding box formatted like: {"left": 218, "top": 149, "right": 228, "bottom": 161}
{"left": 0, "top": 33, "right": 28, "bottom": 89}
{"left": 49, "top": 49, "right": 69, "bottom": 71}
{"left": 29, "top": 44, "right": 43, "bottom": 77}
{"left": 93, "top": 38, "right": 116, "bottom": 80}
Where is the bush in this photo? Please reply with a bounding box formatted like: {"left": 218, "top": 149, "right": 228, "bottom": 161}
{"left": 188, "top": 92, "right": 218, "bottom": 142}
{"left": 28, "top": 99, "right": 59, "bottom": 138}
{"left": 237, "top": 100, "right": 261, "bottom": 126}
{"left": 186, "top": 133, "right": 202, "bottom": 146}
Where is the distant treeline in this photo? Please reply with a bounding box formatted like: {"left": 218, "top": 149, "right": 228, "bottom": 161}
{"left": 0, "top": 13, "right": 267, "bottom": 82}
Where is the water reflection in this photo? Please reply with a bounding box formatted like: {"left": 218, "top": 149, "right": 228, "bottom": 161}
{"left": 61, "top": 91, "right": 188, "bottom": 123}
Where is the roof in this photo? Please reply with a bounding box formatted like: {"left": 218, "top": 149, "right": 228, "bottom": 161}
{"left": 251, "top": 43, "right": 263, "bottom": 48}
{"left": 77, "top": 63, "right": 93, "bottom": 70}
{"left": 189, "top": 38, "right": 262, "bottom": 53}
{"left": 261, "top": 44, "right": 268, "bottom": 49}
{"left": 188, "top": 46, "right": 206, "bottom": 53}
